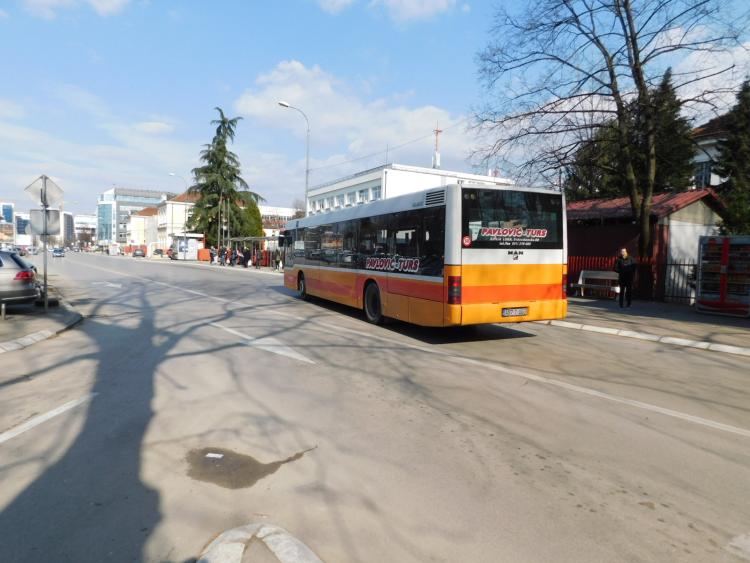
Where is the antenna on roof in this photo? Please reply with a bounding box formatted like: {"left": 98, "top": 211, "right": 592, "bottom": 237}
{"left": 432, "top": 122, "right": 442, "bottom": 169}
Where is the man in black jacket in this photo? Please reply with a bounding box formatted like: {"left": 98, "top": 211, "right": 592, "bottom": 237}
{"left": 614, "top": 248, "right": 637, "bottom": 308}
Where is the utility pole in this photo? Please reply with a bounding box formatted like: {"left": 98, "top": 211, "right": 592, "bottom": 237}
{"left": 432, "top": 122, "right": 443, "bottom": 169}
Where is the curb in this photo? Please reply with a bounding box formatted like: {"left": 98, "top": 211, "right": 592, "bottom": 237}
{"left": 535, "top": 319, "right": 750, "bottom": 357}
{"left": 198, "top": 523, "right": 323, "bottom": 563}
{"left": 0, "top": 294, "right": 83, "bottom": 355}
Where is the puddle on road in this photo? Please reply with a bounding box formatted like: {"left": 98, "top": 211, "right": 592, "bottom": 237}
{"left": 186, "top": 446, "right": 316, "bottom": 489}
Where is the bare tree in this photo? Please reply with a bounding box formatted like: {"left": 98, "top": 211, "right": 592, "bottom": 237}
{"left": 475, "top": 0, "right": 746, "bottom": 257}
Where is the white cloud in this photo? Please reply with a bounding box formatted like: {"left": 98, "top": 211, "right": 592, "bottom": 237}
{"left": 370, "top": 0, "right": 456, "bottom": 22}
{"left": 673, "top": 41, "right": 750, "bottom": 122}
{"left": 0, "top": 99, "right": 25, "bottom": 119}
{"left": 234, "top": 60, "right": 477, "bottom": 192}
{"left": 22, "top": 0, "right": 130, "bottom": 18}
{"left": 0, "top": 8, "right": 9, "bottom": 18}
{"left": 461, "top": 3, "right": 470, "bottom": 13}
{"left": 318, "top": 0, "right": 355, "bottom": 14}
{"left": 133, "top": 121, "right": 174, "bottom": 135}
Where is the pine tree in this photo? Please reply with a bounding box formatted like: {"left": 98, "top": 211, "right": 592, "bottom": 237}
{"left": 566, "top": 70, "right": 694, "bottom": 202}
{"left": 648, "top": 69, "right": 694, "bottom": 193}
{"left": 715, "top": 80, "right": 750, "bottom": 234}
{"left": 187, "top": 108, "right": 264, "bottom": 246}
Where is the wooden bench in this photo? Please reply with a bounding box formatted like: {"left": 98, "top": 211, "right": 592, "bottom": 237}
{"left": 570, "top": 270, "right": 620, "bottom": 298}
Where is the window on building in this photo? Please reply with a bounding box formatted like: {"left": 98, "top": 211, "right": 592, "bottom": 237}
{"left": 336, "top": 194, "right": 345, "bottom": 207}
{"left": 371, "top": 186, "right": 382, "bottom": 201}
{"left": 694, "top": 161, "right": 712, "bottom": 188}
{"left": 326, "top": 197, "right": 334, "bottom": 209}
{"left": 346, "top": 192, "right": 356, "bottom": 205}
{"left": 358, "top": 189, "right": 369, "bottom": 203}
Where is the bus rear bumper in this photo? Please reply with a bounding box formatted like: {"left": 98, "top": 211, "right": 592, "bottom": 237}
{"left": 449, "top": 299, "right": 567, "bottom": 326}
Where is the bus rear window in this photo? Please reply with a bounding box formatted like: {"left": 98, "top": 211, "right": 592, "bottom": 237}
{"left": 462, "top": 189, "right": 563, "bottom": 249}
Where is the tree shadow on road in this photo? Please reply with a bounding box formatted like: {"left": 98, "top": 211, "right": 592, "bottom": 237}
{"left": 0, "top": 281, "right": 242, "bottom": 562}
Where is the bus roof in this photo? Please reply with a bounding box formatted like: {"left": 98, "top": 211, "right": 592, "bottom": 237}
{"left": 285, "top": 182, "right": 561, "bottom": 230}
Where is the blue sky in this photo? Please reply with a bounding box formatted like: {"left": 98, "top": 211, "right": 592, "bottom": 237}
{"left": 1, "top": 0, "right": 747, "bottom": 215}
{"left": 0, "top": 0, "right": 498, "bottom": 214}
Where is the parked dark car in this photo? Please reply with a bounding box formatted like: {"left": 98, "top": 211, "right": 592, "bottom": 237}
{"left": 133, "top": 248, "right": 146, "bottom": 258}
{"left": 0, "top": 251, "right": 39, "bottom": 306}
{"left": 153, "top": 249, "right": 163, "bottom": 256}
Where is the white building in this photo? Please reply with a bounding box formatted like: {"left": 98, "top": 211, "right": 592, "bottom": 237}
{"left": 157, "top": 192, "right": 199, "bottom": 251}
{"left": 306, "top": 163, "right": 513, "bottom": 215}
{"left": 692, "top": 115, "right": 728, "bottom": 188}
{"left": 97, "top": 187, "right": 176, "bottom": 246}
{"left": 74, "top": 214, "right": 97, "bottom": 247}
{"left": 126, "top": 206, "right": 158, "bottom": 252}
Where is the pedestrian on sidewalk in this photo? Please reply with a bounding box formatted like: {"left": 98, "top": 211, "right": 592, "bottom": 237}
{"left": 614, "top": 248, "right": 637, "bottom": 308}
{"left": 274, "top": 248, "right": 281, "bottom": 271}
{"left": 219, "top": 246, "right": 226, "bottom": 266}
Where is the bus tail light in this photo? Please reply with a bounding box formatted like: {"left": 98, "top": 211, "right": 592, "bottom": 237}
{"left": 448, "top": 276, "right": 461, "bottom": 304}
{"left": 562, "top": 273, "right": 567, "bottom": 298}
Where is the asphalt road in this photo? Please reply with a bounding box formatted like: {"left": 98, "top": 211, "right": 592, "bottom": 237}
{"left": 1, "top": 252, "right": 748, "bottom": 562}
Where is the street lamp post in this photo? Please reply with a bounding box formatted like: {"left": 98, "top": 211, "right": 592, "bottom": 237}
{"left": 277, "top": 101, "right": 310, "bottom": 216}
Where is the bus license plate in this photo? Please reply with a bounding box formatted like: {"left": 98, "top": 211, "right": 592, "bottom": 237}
{"left": 502, "top": 307, "right": 528, "bottom": 317}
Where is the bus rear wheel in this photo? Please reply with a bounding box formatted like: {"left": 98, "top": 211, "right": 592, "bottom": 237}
{"left": 364, "top": 282, "right": 383, "bottom": 324}
{"left": 298, "top": 273, "right": 308, "bottom": 300}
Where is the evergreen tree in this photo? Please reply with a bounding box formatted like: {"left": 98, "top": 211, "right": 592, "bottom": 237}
{"left": 715, "top": 80, "right": 750, "bottom": 234}
{"left": 566, "top": 70, "right": 694, "bottom": 202}
{"left": 645, "top": 69, "right": 694, "bottom": 193}
{"left": 187, "top": 108, "right": 264, "bottom": 246}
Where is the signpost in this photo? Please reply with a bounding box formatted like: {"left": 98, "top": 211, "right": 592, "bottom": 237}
{"left": 24, "top": 175, "right": 64, "bottom": 311}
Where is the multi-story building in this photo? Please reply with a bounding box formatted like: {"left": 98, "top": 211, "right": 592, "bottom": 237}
{"left": 305, "top": 163, "right": 513, "bottom": 215}
{"left": 156, "top": 192, "right": 199, "bottom": 251}
{"left": 74, "top": 214, "right": 97, "bottom": 247}
{"left": 692, "top": 115, "right": 729, "bottom": 188}
{"left": 0, "top": 202, "right": 15, "bottom": 247}
{"left": 126, "top": 207, "right": 158, "bottom": 252}
{"left": 97, "top": 188, "right": 175, "bottom": 246}
{"left": 63, "top": 212, "right": 74, "bottom": 247}
{"left": 15, "top": 212, "right": 32, "bottom": 247}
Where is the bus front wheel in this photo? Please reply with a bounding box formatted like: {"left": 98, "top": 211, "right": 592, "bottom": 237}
{"left": 364, "top": 282, "right": 383, "bottom": 324}
{"left": 298, "top": 273, "right": 308, "bottom": 300}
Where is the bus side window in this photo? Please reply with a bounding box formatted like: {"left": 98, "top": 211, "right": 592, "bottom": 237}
{"left": 340, "top": 220, "right": 357, "bottom": 268}
{"left": 283, "top": 230, "right": 295, "bottom": 267}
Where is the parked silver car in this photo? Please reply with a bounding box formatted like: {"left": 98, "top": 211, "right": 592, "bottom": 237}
{"left": 0, "top": 251, "right": 39, "bottom": 306}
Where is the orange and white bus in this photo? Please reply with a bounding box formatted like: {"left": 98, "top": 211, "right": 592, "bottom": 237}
{"left": 282, "top": 183, "right": 567, "bottom": 326}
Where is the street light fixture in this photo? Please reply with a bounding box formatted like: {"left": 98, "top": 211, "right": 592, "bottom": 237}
{"left": 277, "top": 100, "right": 310, "bottom": 216}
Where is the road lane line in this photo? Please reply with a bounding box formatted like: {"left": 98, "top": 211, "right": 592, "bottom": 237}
{"left": 71, "top": 258, "right": 750, "bottom": 438}
{"left": 210, "top": 322, "right": 315, "bottom": 364}
{"left": 0, "top": 393, "right": 97, "bottom": 446}
{"left": 293, "top": 317, "right": 750, "bottom": 439}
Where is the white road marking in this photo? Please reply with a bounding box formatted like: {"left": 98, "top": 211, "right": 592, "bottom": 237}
{"left": 91, "top": 281, "right": 122, "bottom": 289}
{"left": 0, "top": 393, "right": 97, "bottom": 446}
{"left": 292, "top": 316, "right": 750, "bottom": 439}
{"left": 210, "top": 322, "right": 315, "bottom": 365}
{"left": 73, "top": 257, "right": 750, "bottom": 438}
{"left": 205, "top": 452, "right": 224, "bottom": 459}
{"left": 199, "top": 522, "right": 322, "bottom": 563}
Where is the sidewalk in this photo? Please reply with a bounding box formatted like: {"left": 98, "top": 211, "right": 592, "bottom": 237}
{"left": 556, "top": 297, "right": 750, "bottom": 353}
{"left": 0, "top": 289, "right": 82, "bottom": 354}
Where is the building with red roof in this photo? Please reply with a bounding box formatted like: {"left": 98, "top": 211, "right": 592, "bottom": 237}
{"left": 567, "top": 189, "right": 725, "bottom": 299}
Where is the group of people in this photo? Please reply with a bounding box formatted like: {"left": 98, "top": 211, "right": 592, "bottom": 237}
{"left": 208, "top": 246, "right": 283, "bottom": 271}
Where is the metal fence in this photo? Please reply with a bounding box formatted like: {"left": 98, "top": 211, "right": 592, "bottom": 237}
{"left": 568, "top": 256, "right": 697, "bottom": 303}
{"left": 662, "top": 260, "right": 697, "bottom": 304}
